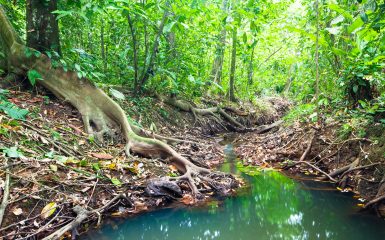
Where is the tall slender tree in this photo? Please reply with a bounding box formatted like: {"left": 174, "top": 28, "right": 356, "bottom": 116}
{"left": 210, "top": 0, "right": 229, "bottom": 84}
{"left": 229, "top": 26, "right": 237, "bottom": 102}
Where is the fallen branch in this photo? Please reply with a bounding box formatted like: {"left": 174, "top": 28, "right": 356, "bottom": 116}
{"left": 364, "top": 195, "right": 385, "bottom": 209}
{"left": 42, "top": 194, "right": 130, "bottom": 240}
{"left": 287, "top": 161, "right": 337, "bottom": 182}
{"left": 0, "top": 159, "right": 10, "bottom": 228}
{"left": 255, "top": 120, "right": 283, "bottom": 134}
{"left": 299, "top": 131, "right": 316, "bottom": 162}
{"left": 339, "top": 162, "right": 381, "bottom": 179}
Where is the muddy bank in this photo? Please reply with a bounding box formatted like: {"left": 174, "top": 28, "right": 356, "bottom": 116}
{"left": 235, "top": 118, "right": 385, "bottom": 217}
{"left": 0, "top": 88, "right": 288, "bottom": 239}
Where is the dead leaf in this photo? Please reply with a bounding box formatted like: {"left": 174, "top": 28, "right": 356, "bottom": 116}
{"left": 181, "top": 194, "right": 195, "bottom": 205}
{"left": 91, "top": 152, "right": 113, "bottom": 160}
{"left": 169, "top": 165, "right": 178, "bottom": 172}
{"left": 40, "top": 202, "right": 57, "bottom": 219}
{"left": 49, "top": 164, "right": 58, "bottom": 172}
{"left": 40, "top": 136, "right": 49, "bottom": 144}
{"left": 12, "top": 207, "right": 23, "bottom": 216}
{"left": 80, "top": 186, "right": 91, "bottom": 192}
{"left": 134, "top": 201, "right": 148, "bottom": 212}
{"left": 33, "top": 220, "right": 39, "bottom": 227}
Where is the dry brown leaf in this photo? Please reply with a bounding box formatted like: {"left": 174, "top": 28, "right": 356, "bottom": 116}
{"left": 168, "top": 165, "right": 178, "bottom": 172}
{"left": 80, "top": 186, "right": 91, "bottom": 192}
{"left": 181, "top": 194, "right": 195, "bottom": 205}
{"left": 134, "top": 201, "right": 148, "bottom": 212}
{"left": 91, "top": 152, "right": 114, "bottom": 160}
{"left": 12, "top": 207, "right": 23, "bottom": 216}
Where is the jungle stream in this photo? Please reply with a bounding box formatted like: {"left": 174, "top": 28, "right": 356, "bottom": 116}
{"left": 82, "top": 143, "right": 385, "bottom": 240}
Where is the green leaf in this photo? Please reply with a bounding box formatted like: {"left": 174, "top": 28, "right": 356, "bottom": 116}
{"left": 27, "top": 69, "right": 43, "bottom": 86}
{"left": 109, "top": 88, "right": 125, "bottom": 100}
{"left": 360, "top": 12, "right": 368, "bottom": 23}
{"left": 331, "top": 15, "right": 345, "bottom": 25}
{"left": 40, "top": 202, "right": 57, "bottom": 219}
{"left": 348, "top": 17, "right": 364, "bottom": 34}
{"left": 0, "top": 102, "right": 29, "bottom": 120}
{"left": 79, "top": 159, "right": 88, "bottom": 167}
{"left": 92, "top": 163, "right": 101, "bottom": 171}
{"left": 164, "top": 21, "right": 177, "bottom": 33}
{"left": 24, "top": 48, "right": 33, "bottom": 58}
{"left": 325, "top": 27, "right": 341, "bottom": 35}
{"left": 353, "top": 85, "right": 359, "bottom": 93}
{"left": 328, "top": 4, "right": 353, "bottom": 20}
{"left": 3, "top": 147, "right": 22, "bottom": 158}
{"left": 111, "top": 177, "right": 122, "bottom": 186}
{"left": 243, "top": 32, "right": 247, "bottom": 43}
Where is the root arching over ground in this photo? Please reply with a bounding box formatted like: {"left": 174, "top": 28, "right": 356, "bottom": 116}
{"left": 0, "top": 7, "right": 237, "bottom": 239}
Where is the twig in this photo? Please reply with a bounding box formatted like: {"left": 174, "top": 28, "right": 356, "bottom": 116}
{"left": 22, "top": 208, "right": 63, "bottom": 240}
{"left": 42, "top": 194, "right": 130, "bottom": 240}
{"left": 0, "top": 159, "right": 10, "bottom": 227}
{"left": 86, "top": 178, "right": 98, "bottom": 206}
{"left": 21, "top": 122, "right": 76, "bottom": 156}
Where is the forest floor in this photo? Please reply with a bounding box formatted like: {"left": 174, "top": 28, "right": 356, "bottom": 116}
{"left": 0, "top": 87, "right": 287, "bottom": 239}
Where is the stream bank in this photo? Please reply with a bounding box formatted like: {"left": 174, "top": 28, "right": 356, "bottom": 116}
{"left": 235, "top": 118, "right": 385, "bottom": 218}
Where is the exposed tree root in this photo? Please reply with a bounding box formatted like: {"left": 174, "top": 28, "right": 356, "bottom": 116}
{"left": 254, "top": 120, "right": 283, "bottom": 134}
{"left": 157, "top": 95, "right": 249, "bottom": 131}
{"left": 0, "top": 8, "right": 238, "bottom": 239}
{"left": 0, "top": 160, "right": 10, "bottom": 228}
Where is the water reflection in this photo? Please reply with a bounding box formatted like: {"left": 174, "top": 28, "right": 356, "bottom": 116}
{"left": 83, "top": 168, "right": 385, "bottom": 240}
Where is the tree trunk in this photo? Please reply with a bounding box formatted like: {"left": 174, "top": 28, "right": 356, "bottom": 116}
{"left": 247, "top": 45, "right": 255, "bottom": 86}
{"left": 127, "top": 13, "right": 139, "bottom": 89}
{"left": 210, "top": 0, "right": 229, "bottom": 84}
{"left": 138, "top": 7, "right": 168, "bottom": 91}
{"left": 100, "top": 18, "right": 107, "bottom": 72}
{"left": 229, "top": 27, "right": 237, "bottom": 102}
{"left": 26, "top": 0, "right": 61, "bottom": 56}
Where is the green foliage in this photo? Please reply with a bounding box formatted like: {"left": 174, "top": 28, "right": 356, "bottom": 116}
{"left": 284, "top": 103, "right": 316, "bottom": 123}
{"left": 27, "top": 69, "right": 43, "bottom": 85}
{"left": 3, "top": 0, "right": 384, "bottom": 122}
{"left": 0, "top": 102, "right": 29, "bottom": 120}
{"left": 0, "top": 89, "right": 29, "bottom": 120}
{"left": 2, "top": 146, "right": 23, "bottom": 158}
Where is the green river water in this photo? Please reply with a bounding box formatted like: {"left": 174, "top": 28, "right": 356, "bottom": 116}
{"left": 82, "top": 144, "right": 385, "bottom": 240}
